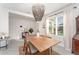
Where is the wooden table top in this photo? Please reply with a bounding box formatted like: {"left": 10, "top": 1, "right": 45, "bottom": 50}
{"left": 26, "top": 36, "right": 60, "bottom": 52}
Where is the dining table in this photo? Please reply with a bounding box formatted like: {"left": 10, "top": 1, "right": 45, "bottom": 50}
{"left": 26, "top": 35, "right": 60, "bottom": 54}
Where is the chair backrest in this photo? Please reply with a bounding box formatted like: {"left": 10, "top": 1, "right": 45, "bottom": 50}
{"left": 24, "top": 32, "right": 31, "bottom": 54}
{"left": 22, "top": 32, "right": 29, "bottom": 38}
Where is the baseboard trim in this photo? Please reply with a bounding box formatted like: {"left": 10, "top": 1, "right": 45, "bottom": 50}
{"left": 58, "top": 45, "right": 72, "bottom": 53}
{"left": 65, "top": 48, "right": 72, "bottom": 53}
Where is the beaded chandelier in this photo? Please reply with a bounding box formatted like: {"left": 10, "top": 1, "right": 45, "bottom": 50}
{"left": 32, "top": 4, "right": 45, "bottom": 21}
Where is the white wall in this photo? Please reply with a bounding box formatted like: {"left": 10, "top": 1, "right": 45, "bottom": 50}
{"left": 0, "top": 6, "right": 9, "bottom": 36}
{"left": 39, "top": 17, "right": 47, "bottom": 35}
{"left": 9, "top": 13, "right": 37, "bottom": 39}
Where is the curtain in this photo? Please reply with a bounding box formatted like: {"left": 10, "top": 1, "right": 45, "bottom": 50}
{"left": 63, "top": 5, "right": 77, "bottom": 51}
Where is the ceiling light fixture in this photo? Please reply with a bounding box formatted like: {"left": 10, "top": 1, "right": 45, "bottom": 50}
{"left": 32, "top": 4, "right": 45, "bottom": 21}
{"left": 32, "top": 4, "right": 45, "bottom": 36}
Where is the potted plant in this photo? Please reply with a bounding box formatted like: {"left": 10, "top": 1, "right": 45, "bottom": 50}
{"left": 29, "top": 28, "right": 34, "bottom": 35}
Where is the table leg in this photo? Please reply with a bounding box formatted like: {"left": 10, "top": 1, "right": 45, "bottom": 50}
{"left": 51, "top": 47, "right": 52, "bottom": 54}
{"left": 49, "top": 47, "right": 52, "bottom": 55}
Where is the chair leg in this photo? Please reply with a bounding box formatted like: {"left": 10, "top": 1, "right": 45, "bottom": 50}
{"left": 49, "top": 47, "right": 52, "bottom": 55}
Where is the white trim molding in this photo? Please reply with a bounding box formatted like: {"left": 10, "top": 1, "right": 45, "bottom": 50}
{"left": 9, "top": 10, "right": 34, "bottom": 18}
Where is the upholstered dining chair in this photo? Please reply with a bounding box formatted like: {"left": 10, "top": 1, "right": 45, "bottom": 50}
{"left": 22, "top": 32, "right": 38, "bottom": 55}
{"left": 19, "top": 32, "right": 31, "bottom": 55}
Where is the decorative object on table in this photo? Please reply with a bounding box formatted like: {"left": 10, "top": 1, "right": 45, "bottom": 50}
{"left": 32, "top": 4, "right": 45, "bottom": 36}
{"left": 0, "top": 32, "right": 8, "bottom": 39}
{"left": 29, "top": 28, "right": 34, "bottom": 35}
{"left": 36, "top": 32, "right": 40, "bottom": 37}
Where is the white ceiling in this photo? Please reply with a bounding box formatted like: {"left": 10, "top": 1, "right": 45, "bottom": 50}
{"left": 0, "top": 3, "right": 71, "bottom": 16}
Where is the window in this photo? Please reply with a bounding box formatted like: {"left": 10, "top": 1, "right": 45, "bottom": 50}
{"left": 48, "top": 14, "right": 64, "bottom": 36}
{"left": 57, "top": 16, "right": 63, "bottom": 36}
{"left": 49, "top": 17, "right": 56, "bottom": 34}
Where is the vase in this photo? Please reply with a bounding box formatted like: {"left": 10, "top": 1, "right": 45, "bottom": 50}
{"left": 36, "top": 32, "right": 40, "bottom": 37}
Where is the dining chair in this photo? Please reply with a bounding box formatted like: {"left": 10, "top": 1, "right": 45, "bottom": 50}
{"left": 19, "top": 32, "right": 31, "bottom": 55}
{"left": 22, "top": 32, "right": 38, "bottom": 55}
{"left": 19, "top": 44, "right": 31, "bottom": 55}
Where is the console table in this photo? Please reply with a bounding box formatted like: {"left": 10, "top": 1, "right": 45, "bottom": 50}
{"left": 0, "top": 39, "right": 8, "bottom": 48}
